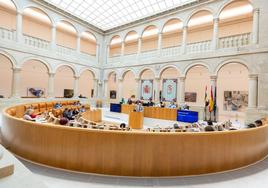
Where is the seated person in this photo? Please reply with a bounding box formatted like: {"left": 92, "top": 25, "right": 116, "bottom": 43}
{"left": 160, "top": 101, "right": 165, "bottom": 108}
{"left": 135, "top": 102, "right": 144, "bottom": 112}
{"left": 78, "top": 94, "right": 86, "bottom": 98}
{"left": 181, "top": 103, "right": 189, "bottom": 110}
{"left": 54, "top": 102, "right": 62, "bottom": 109}
{"left": 120, "top": 98, "right": 125, "bottom": 104}
{"left": 65, "top": 109, "right": 75, "bottom": 120}
{"left": 173, "top": 123, "right": 180, "bottom": 129}
{"left": 23, "top": 109, "right": 36, "bottom": 121}
{"left": 204, "top": 125, "right": 215, "bottom": 132}
{"left": 148, "top": 98, "right": 155, "bottom": 106}
{"left": 63, "top": 108, "right": 69, "bottom": 118}
{"left": 72, "top": 109, "right": 80, "bottom": 116}
{"left": 59, "top": 117, "right": 69, "bottom": 125}
{"left": 127, "top": 98, "right": 133, "bottom": 105}
{"left": 120, "top": 123, "right": 126, "bottom": 129}
{"left": 168, "top": 101, "right": 177, "bottom": 109}
{"left": 73, "top": 101, "right": 82, "bottom": 106}
{"left": 255, "top": 120, "right": 263, "bottom": 127}
{"left": 79, "top": 106, "right": 86, "bottom": 113}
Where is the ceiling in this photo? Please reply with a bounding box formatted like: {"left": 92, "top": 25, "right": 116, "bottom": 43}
{"left": 42, "top": 0, "right": 197, "bottom": 31}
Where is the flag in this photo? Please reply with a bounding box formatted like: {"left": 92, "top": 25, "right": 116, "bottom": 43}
{"left": 205, "top": 86, "right": 209, "bottom": 107}
{"left": 213, "top": 86, "right": 217, "bottom": 116}
{"left": 209, "top": 86, "right": 214, "bottom": 112}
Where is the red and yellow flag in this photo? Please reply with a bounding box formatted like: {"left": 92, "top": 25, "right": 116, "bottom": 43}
{"left": 209, "top": 86, "right": 214, "bottom": 112}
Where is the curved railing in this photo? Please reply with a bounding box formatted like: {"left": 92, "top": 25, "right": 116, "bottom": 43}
{"left": 2, "top": 101, "right": 268, "bottom": 177}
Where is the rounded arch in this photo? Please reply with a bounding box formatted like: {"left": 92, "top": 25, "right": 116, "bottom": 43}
{"left": 81, "top": 31, "right": 97, "bottom": 42}
{"left": 105, "top": 69, "right": 119, "bottom": 80}
{"left": 54, "top": 64, "right": 77, "bottom": 75}
{"left": 56, "top": 19, "right": 78, "bottom": 35}
{"left": 121, "top": 68, "right": 136, "bottom": 79}
{"left": 124, "top": 30, "right": 139, "bottom": 42}
{"left": 20, "top": 57, "right": 52, "bottom": 73}
{"left": 22, "top": 5, "right": 54, "bottom": 25}
{"left": 0, "top": 50, "right": 17, "bottom": 68}
{"left": 186, "top": 9, "right": 214, "bottom": 27}
{"left": 138, "top": 67, "right": 156, "bottom": 78}
{"left": 1, "top": 0, "right": 18, "bottom": 11}
{"left": 217, "top": 0, "right": 254, "bottom": 18}
{"left": 183, "top": 62, "right": 211, "bottom": 75}
{"left": 79, "top": 69, "right": 95, "bottom": 98}
{"left": 215, "top": 59, "right": 250, "bottom": 75}
{"left": 79, "top": 68, "right": 96, "bottom": 78}
{"left": 161, "top": 18, "right": 183, "bottom": 33}
{"left": 141, "top": 25, "right": 159, "bottom": 37}
{"left": 110, "top": 35, "right": 122, "bottom": 45}
{"left": 158, "top": 65, "right": 181, "bottom": 78}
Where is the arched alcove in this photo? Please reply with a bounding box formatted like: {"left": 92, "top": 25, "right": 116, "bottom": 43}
{"left": 141, "top": 25, "right": 159, "bottom": 52}
{"left": 56, "top": 20, "right": 77, "bottom": 49}
{"left": 0, "top": 54, "right": 13, "bottom": 98}
{"left": 0, "top": 0, "right": 16, "bottom": 30}
{"left": 162, "top": 19, "right": 183, "bottom": 48}
{"left": 122, "top": 71, "right": 136, "bottom": 99}
{"left": 124, "top": 31, "right": 138, "bottom": 55}
{"left": 79, "top": 70, "right": 95, "bottom": 98}
{"left": 109, "top": 35, "right": 122, "bottom": 57}
{"left": 80, "top": 31, "right": 97, "bottom": 56}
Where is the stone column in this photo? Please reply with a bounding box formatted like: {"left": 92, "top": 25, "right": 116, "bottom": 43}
{"left": 16, "top": 11, "right": 23, "bottom": 43}
{"left": 51, "top": 25, "right": 57, "bottom": 49}
{"left": 154, "top": 78, "right": 160, "bottom": 102}
{"left": 73, "top": 76, "right": 79, "bottom": 98}
{"left": 76, "top": 34, "right": 81, "bottom": 53}
{"left": 157, "top": 32, "right": 162, "bottom": 53}
{"left": 212, "top": 18, "right": 219, "bottom": 50}
{"left": 94, "top": 79, "right": 99, "bottom": 98}
{"left": 181, "top": 26, "right": 188, "bottom": 54}
{"left": 248, "top": 74, "right": 258, "bottom": 109}
{"left": 252, "top": 8, "right": 260, "bottom": 45}
{"left": 106, "top": 45, "right": 110, "bottom": 62}
{"left": 121, "top": 41, "right": 125, "bottom": 56}
{"left": 11, "top": 68, "right": 21, "bottom": 98}
{"left": 137, "top": 37, "right": 142, "bottom": 54}
{"left": 96, "top": 43, "right": 99, "bottom": 61}
{"left": 117, "top": 78, "right": 123, "bottom": 101}
{"left": 135, "top": 78, "right": 141, "bottom": 100}
{"left": 179, "top": 76, "right": 186, "bottom": 104}
{"left": 210, "top": 75, "right": 217, "bottom": 90}
{"left": 103, "top": 80, "right": 108, "bottom": 98}
{"left": 47, "top": 73, "right": 55, "bottom": 98}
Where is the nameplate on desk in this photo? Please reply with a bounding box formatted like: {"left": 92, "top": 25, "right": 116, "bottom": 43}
{"left": 110, "top": 103, "right": 121, "bottom": 113}
{"left": 177, "top": 110, "right": 198, "bottom": 123}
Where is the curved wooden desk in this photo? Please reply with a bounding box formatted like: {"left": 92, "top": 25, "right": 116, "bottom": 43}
{"left": 2, "top": 102, "right": 268, "bottom": 177}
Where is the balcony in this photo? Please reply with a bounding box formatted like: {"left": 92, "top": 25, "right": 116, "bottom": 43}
{"left": 0, "top": 27, "right": 97, "bottom": 65}
{"left": 107, "top": 33, "right": 253, "bottom": 64}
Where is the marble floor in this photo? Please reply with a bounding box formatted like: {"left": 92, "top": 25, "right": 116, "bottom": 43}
{"left": 19, "top": 156, "right": 268, "bottom": 188}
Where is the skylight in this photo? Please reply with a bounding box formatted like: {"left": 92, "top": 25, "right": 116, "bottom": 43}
{"left": 42, "top": 0, "right": 197, "bottom": 31}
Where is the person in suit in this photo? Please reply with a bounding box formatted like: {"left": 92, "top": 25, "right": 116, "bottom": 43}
{"left": 148, "top": 98, "right": 155, "bottom": 106}
{"left": 135, "top": 102, "right": 144, "bottom": 112}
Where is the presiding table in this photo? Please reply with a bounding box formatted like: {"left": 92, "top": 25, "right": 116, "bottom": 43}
{"left": 2, "top": 101, "right": 268, "bottom": 177}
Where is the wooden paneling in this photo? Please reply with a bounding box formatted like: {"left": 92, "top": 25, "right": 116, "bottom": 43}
{"left": 82, "top": 109, "right": 102, "bottom": 122}
{"left": 129, "top": 111, "right": 143, "bottom": 129}
{"left": 121, "top": 104, "right": 135, "bottom": 114}
{"left": 2, "top": 104, "right": 268, "bottom": 177}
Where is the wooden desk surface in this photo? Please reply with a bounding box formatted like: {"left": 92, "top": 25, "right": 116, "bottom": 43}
{"left": 2, "top": 103, "right": 268, "bottom": 177}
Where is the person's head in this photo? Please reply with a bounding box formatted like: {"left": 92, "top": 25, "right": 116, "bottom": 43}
{"left": 173, "top": 123, "right": 179, "bottom": 129}
{"left": 25, "top": 109, "right": 34, "bottom": 115}
{"left": 247, "top": 123, "right": 256, "bottom": 128}
{"left": 120, "top": 123, "right": 126, "bottom": 129}
{"left": 205, "top": 125, "right": 215, "bottom": 132}
{"left": 207, "top": 120, "right": 213, "bottom": 126}
{"left": 255, "top": 120, "right": 263, "bottom": 127}
{"left": 81, "top": 105, "right": 85, "bottom": 108}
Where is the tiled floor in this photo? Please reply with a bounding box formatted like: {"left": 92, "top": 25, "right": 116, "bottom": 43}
{"left": 19, "top": 157, "right": 268, "bottom": 188}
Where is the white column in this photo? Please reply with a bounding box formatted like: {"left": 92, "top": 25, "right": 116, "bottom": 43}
{"left": 47, "top": 73, "right": 55, "bottom": 98}
{"left": 93, "top": 79, "right": 99, "bottom": 98}
{"left": 76, "top": 34, "right": 81, "bottom": 53}
{"left": 182, "top": 26, "right": 188, "bottom": 54}
{"left": 106, "top": 45, "right": 110, "bottom": 62}
{"left": 212, "top": 18, "right": 219, "bottom": 50}
{"left": 154, "top": 78, "right": 160, "bottom": 102}
{"left": 210, "top": 75, "right": 217, "bottom": 90}
{"left": 252, "top": 8, "right": 260, "bottom": 45}
{"left": 121, "top": 42, "right": 125, "bottom": 56}
{"left": 176, "top": 78, "right": 180, "bottom": 103}
{"left": 73, "top": 76, "right": 79, "bottom": 98}
{"left": 137, "top": 37, "right": 142, "bottom": 54}
{"left": 179, "top": 76, "right": 186, "bottom": 104}
{"left": 248, "top": 74, "right": 258, "bottom": 109}
{"left": 135, "top": 78, "right": 141, "bottom": 100}
{"left": 117, "top": 78, "right": 123, "bottom": 101}
{"left": 103, "top": 80, "right": 108, "bottom": 98}
{"left": 16, "top": 11, "right": 23, "bottom": 43}
{"left": 51, "top": 25, "right": 57, "bottom": 49}
{"left": 157, "top": 32, "right": 162, "bottom": 52}
{"left": 96, "top": 44, "right": 99, "bottom": 61}
{"left": 11, "top": 68, "right": 21, "bottom": 98}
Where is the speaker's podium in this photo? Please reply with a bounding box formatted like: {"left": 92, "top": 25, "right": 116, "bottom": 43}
{"left": 129, "top": 111, "right": 144, "bottom": 129}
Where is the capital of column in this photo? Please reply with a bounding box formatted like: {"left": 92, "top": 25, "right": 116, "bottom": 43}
{"left": 213, "top": 17, "right": 219, "bottom": 23}
{"left": 249, "top": 74, "right": 258, "bottom": 80}
{"left": 210, "top": 75, "right": 217, "bottom": 81}
{"left": 154, "top": 77, "right": 161, "bottom": 81}
{"left": 49, "top": 72, "right": 55, "bottom": 77}
{"left": 183, "top": 26, "right": 188, "bottom": 30}
{"left": 13, "top": 67, "right": 21, "bottom": 73}
{"left": 16, "top": 10, "right": 22, "bottom": 16}
{"left": 118, "top": 78, "right": 123, "bottom": 82}
{"left": 135, "top": 78, "right": 140, "bottom": 82}
{"left": 254, "top": 8, "right": 260, "bottom": 14}
{"left": 74, "top": 76, "right": 80, "bottom": 80}
{"left": 179, "top": 76, "right": 186, "bottom": 81}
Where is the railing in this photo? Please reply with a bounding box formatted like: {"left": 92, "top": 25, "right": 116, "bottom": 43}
{"left": 187, "top": 40, "right": 211, "bottom": 53}
{"left": 161, "top": 46, "right": 181, "bottom": 57}
{"left": 139, "top": 50, "right": 158, "bottom": 60}
{"left": 0, "top": 27, "right": 16, "bottom": 41}
{"left": 24, "top": 35, "right": 50, "bottom": 50}
{"left": 219, "top": 33, "right": 251, "bottom": 49}
{"left": 56, "top": 45, "right": 76, "bottom": 56}
{"left": 108, "top": 55, "right": 121, "bottom": 63}
{"left": 80, "top": 51, "right": 96, "bottom": 62}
